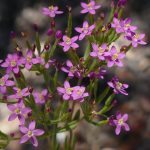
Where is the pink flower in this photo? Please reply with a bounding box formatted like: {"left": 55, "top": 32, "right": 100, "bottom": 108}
{"left": 57, "top": 81, "right": 89, "bottom": 102}
{"left": 81, "top": 1, "right": 101, "bottom": 15}
{"left": 111, "top": 18, "right": 124, "bottom": 33}
{"left": 112, "top": 18, "right": 137, "bottom": 34}
{"left": 120, "top": 18, "right": 137, "bottom": 33}
{"left": 59, "top": 36, "right": 79, "bottom": 52}
{"left": 108, "top": 77, "right": 128, "bottom": 95}
{"left": 88, "top": 68, "right": 106, "bottom": 79}
{"left": 106, "top": 46, "right": 125, "bottom": 68}
{"left": 19, "top": 121, "right": 44, "bottom": 147}
{"left": 7, "top": 100, "right": 31, "bottom": 125}
{"left": 72, "top": 86, "right": 89, "bottom": 102}
{"left": 0, "top": 74, "right": 15, "bottom": 94}
{"left": 75, "top": 21, "right": 95, "bottom": 40}
{"left": 90, "top": 43, "right": 109, "bottom": 61}
{"left": 42, "top": 6, "right": 63, "bottom": 18}
{"left": 61, "top": 60, "right": 81, "bottom": 78}
{"left": 33, "top": 89, "right": 49, "bottom": 104}
{"left": 23, "top": 50, "right": 44, "bottom": 70}
{"left": 1, "top": 54, "right": 24, "bottom": 74}
{"left": 57, "top": 81, "right": 73, "bottom": 100}
{"left": 112, "top": 113, "right": 130, "bottom": 135}
{"left": 125, "top": 33, "right": 147, "bottom": 48}
{"left": 9, "top": 87, "right": 30, "bottom": 99}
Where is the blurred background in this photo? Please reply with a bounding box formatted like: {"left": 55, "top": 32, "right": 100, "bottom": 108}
{"left": 0, "top": 0, "right": 150, "bottom": 150}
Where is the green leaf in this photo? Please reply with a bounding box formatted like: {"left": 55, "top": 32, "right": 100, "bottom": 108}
{"left": 26, "top": 40, "right": 32, "bottom": 49}
{"left": 105, "top": 94, "right": 115, "bottom": 106}
{"left": 67, "top": 12, "right": 72, "bottom": 36}
{"left": 0, "top": 131, "right": 9, "bottom": 149}
{"left": 84, "top": 42, "right": 91, "bottom": 60}
{"left": 58, "top": 120, "right": 78, "bottom": 133}
{"left": 86, "top": 118, "right": 108, "bottom": 126}
{"left": 97, "top": 87, "right": 110, "bottom": 103}
{"left": 35, "top": 32, "right": 41, "bottom": 55}
{"left": 73, "top": 109, "right": 80, "bottom": 120}
{"left": 48, "top": 40, "right": 58, "bottom": 59}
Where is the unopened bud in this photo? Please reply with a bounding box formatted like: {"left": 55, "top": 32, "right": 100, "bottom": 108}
{"left": 47, "top": 28, "right": 53, "bottom": 36}
{"left": 10, "top": 31, "right": 16, "bottom": 39}
{"left": 56, "top": 30, "right": 63, "bottom": 39}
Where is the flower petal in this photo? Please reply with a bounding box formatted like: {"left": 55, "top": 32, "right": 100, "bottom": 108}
{"left": 20, "top": 135, "right": 29, "bottom": 144}
{"left": 33, "top": 129, "right": 44, "bottom": 136}
{"left": 30, "top": 136, "right": 38, "bottom": 147}
{"left": 29, "top": 121, "right": 36, "bottom": 130}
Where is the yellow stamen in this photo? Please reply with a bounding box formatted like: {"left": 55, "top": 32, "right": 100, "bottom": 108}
{"left": 15, "top": 108, "right": 20, "bottom": 114}
{"left": 49, "top": 6, "right": 54, "bottom": 10}
{"left": 27, "top": 130, "right": 33, "bottom": 137}
{"left": 66, "top": 37, "right": 71, "bottom": 45}
{"left": 118, "top": 118, "right": 124, "bottom": 125}
{"left": 11, "top": 60, "right": 16, "bottom": 67}
{"left": 66, "top": 88, "right": 73, "bottom": 94}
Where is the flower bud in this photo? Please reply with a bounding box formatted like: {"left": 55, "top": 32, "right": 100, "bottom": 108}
{"left": 68, "top": 108, "right": 72, "bottom": 112}
{"left": 107, "top": 23, "right": 112, "bottom": 30}
{"left": 47, "top": 28, "right": 53, "bottom": 36}
{"left": 33, "top": 24, "right": 39, "bottom": 32}
{"left": 114, "top": 12, "right": 118, "bottom": 18}
{"left": 111, "top": 0, "right": 115, "bottom": 8}
{"left": 14, "top": 72, "right": 21, "bottom": 78}
{"left": 46, "top": 108, "right": 51, "bottom": 113}
{"left": 100, "top": 13, "right": 105, "bottom": 20}
{"left": 10, "top": 31, "right": 16, "bottom": 39}
{"left": 56, "top": 30, "right": 63, "bottom": 39}
{"left": 51, "top": 20, "right": 55, "bottom": 28}
{"left": 120, "top": 45, "right": 128, "bottom": 52}
{"left": 44, "top": 44, "right": 50, "bottom": 50}
{"left": 28, "top": 112, "right": 32, "bottom": 117}
{"left": 10, "top": 132, "right": 15, "bottom": 137}
{"left": 29, "top": 87, "right": 33, "bottom": 93}
{"left": 118, "top": 0, "right": 127, "bottom": 7}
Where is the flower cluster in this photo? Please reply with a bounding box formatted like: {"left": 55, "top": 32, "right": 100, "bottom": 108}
{"left": 112, "top": 17, "right": 146, "bottom": 47}
{"left": 57, "top": 81, "right": 89, "bottom": 102}
{"left": 0, "top": 0, "right": 147, "bottom": 148}
{"left": 90, "top": 44, "right": 125, "bottom": 67}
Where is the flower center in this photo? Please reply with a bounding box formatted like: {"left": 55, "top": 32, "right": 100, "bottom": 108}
{"left": 49, "top": 6, "right": 54, "bottom": 11}
{"left": 27, "top": 56, "right": 32, "bottom": 63}
{"left": 27, "top": 130, "right": 33, "bottom": 137}
{"left": 116, "top": 82, "right": 122, "bottom": 89}
{"left": 39, "top": 93, "right": 44, "bottom": 100}
{"left": 77, "top": 89, "right": 83, "bottom": 96}
{"left": 0, "top": 77, "right": 5, "bottom": 86}
{"left": 66, "top": 88, "right": 73, "bottom": 95}
{"left": 125, "top": 23, "right": 130, "bottom": 27}
{"left": 98, "top": 47, "right": 104, "bottom": 54}
{"left": 112, "top": 54, "right": 118, "bottom": 60}
{"left": 11, "top": 60, "right": 16, "bottom": 67}
{"left": 83, "top": 24, "right": 89, "bottom": 33}
{"left": 134, "top": 34, "right": 139, "bottom": 39}
{"left": 15, "top": 108, "right": 21, "bottom": 114}
{"left": 17, "top": 89, "right": 22, "bottom": 96}
{"left": 118, "top": 118, "right": 124, "bottom": 125}
{"left": 66, "top": 37, "right": 71, "bottom": 45}
{"left": 70, "top": 66, "right": 76, "bottom": 73}
{"left": 87, "top": 3, "right": 93, "bottom": 10}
